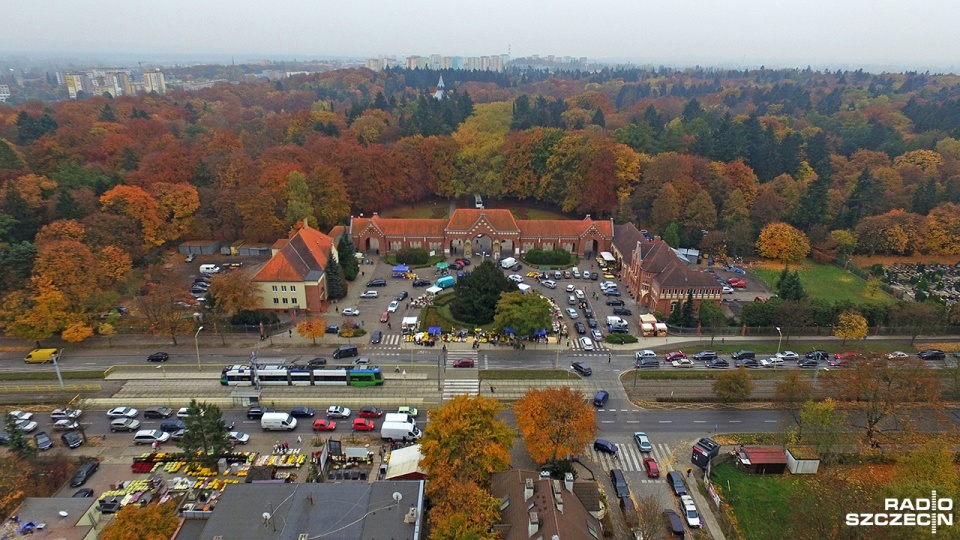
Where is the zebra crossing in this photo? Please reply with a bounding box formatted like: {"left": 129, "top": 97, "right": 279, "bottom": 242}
{"left": 586, "top": 441, "right": 674, "bottom": 481}
{"left": 367, "top": 333, "right": 606, "bottom": 352}
{"left": 442, "top": 350, "right": 480, "bottom": 399}
{"left": 369, "top": 334, "right": 404, "bottom": 349}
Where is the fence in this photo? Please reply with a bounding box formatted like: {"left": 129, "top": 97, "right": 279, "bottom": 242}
{"left": 111, "top": 321, "right": 289, "bottom": 336}
{"left": 832, "top": 258, "right": 902, "bottom": 298}
{"left": 666, "top": 324, "right": 960, "bottom": 338}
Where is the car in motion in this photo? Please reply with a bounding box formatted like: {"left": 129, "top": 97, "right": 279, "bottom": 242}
{"left": 366, "top": 279, "right": 386, "bottom": 287}
{"left": 665, "top": 351, "right": 687, "bottom": 362}
{"left": 359, "top": 406, "right": 383, "bottom": 418}
{"left": 918, "top": 349, "right": 946, "bottom": 360}
{"left": 380, "top": 311, "right": 390, "bottom": 323}
{"left": 53, "top": 419, "right": 80, "bottom": 431}
{"left": 312, "top": 419, "right": 337, "bottom": 431}
{"left": 453, "top": 358, "right": 475, "bottom": 368}
{"left": 574, "top": 322, "right": 587, "bottom": 334}
{"left": 397, "top": 406, "right": 419, "bottom": 417}
{"left": 671, "top": 357, "right": 694, "bottom": 368}
{"left": 633, "top": 432, "right": 652, "bottom": 452}
{"left": 352, "top": 418, "right": 375, "bottom": 431}
{"left": 326, "top": 406, "right": 352, "bottom": 419}
{"left": 887, "top": 351, "right": 908, "bottom": 359}
{"left": 370, "top": 331, "right": 382, "bottom": 344}
{"left": 147, "top": 352, "right": 169, "bottom": 362}
{"left": 593, "top": 438, "right": 618, "bottom": 455}
{"left": 643, "top": 457, "right": 660, "bottom": 478}
{"left": 290, "top": 406, "right": 315, "bottom": 418}
{"left": 775, "top": 350, "right": 799, "bottom": 361}
{"left": 50, "top": 408, "right": 82, "bottom": 421}
{"left": 106, "top": 407, "right": 139, "bottom": 419}
{"left": 110, "top": 418, "right": 141, "bottom": 432}
{"left": 388, "top": 300, "right": 400, "bottom": 312}
{"left": 246, "top": 406, "right": 275, "bottom": 419}
{"left": 228, "top": 432, "right": 250, "bottom": 444}
{"left": 341, "top": 307, "right": 360, "bottom": 316}
{"left": 566, "top": 308, "right": 579, "bottom": 318}
{"left": 361, "top": 290, "right": 379, "bottom": 299}
{"left": 571, "top": 362, "right": 592, "bottom": 376}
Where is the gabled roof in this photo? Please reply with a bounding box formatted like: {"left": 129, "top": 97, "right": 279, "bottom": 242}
{"left": 353, "top": 215, "right": 448, "bottom": 236}
{"left": 491, "top": 470, "right": 601, "bottom": 540}
{"left": 656, "top": 260, "right": 722, "bottom": 289}
{"left": 637, "top": 241, "right": 677, "bottom": 274}
{"left": 517, "top": 216, "right": 613, "bottom": 239}
{"left": 447, "top": 209, "right": 519, "bottom": 232}
{"left": 253, "top": 226, "right": 332, "bottom": 282}
{"left": 743, "top": 446, "right": 788, "bottom": 465}
{"left": 612, "top": 222, "right": 646, "bottom": 258}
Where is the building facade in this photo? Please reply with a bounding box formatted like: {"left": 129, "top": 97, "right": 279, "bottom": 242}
{"left": 622, "top": 238, "right": 722, "bottom": 315}
{"left": 251, "top": 223, "right": 336, "bottom": 314}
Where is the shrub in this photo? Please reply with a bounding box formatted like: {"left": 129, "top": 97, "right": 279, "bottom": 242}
{"left": 229, "top": 310, "right": 280, "bottom": 326}
{"left": 605, "top": 333, "right": 638, "bottom": 344}
{"left": 396, "top": 248, "right": 429, "bottom": 265}
{"left": 525, "top": 248, "right": 572, "bottom": 266}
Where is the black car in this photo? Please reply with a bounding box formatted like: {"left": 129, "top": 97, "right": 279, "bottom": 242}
{"left": 72, "top": 488, "right": 94, "bottom": 498}
{"left": 366, "top": 278, "right": 387, "bottom": 287}
{"left": 666, "top": 471, "right": 688, "bottom": 496}
{"left": 798, "top": 359, "right": 820, "bottom": 369}
{"left": 144, "top": 406, "right": 174, "bottom": 419}
{"left": 34, "top": 432, "right": 53, "bottom": 451}
{"left": 591, "top": 273, "right": 599, "bottom": 280}
{"left": 693, "top": 350, "right": 718, "bottom": 362}
{"left": 147, "top": 352, "right": 169, "bottom": 362}
{"left": 572, "top": 362, "right": 593, "bottom": 376}
{"left": 586, "top": 317, "right": 598, "bottom": 328}
{"left": 918, "top": 349, "right": 946, "bottom": 360}
{"left": 706, "top": 358, "right": 730, "bottom": 369}
{"left": 612, "top": 307, "right": 632, "bottom": 316}
{"left": 806, "top": 349, "right": 829, "bottom": 360}
{"left": 605, "top": 299, "right": 625, "bottom": 306}
{"left": 246, "top": 406, "right": 275, "bottom": 420}
{"left": 637, "top": 358, "right": 660, "bottom": 369}
{"left": 731, "top": 350, "right": 755, "bottom": 360}
{"left": 290, "top": 406, "right": 315, "bottom": 418}
{"left": 583, "top": 307, "right": 594, "bottom": 317}
{"left": 738, "top": 358, "right": 762, "bottom": 369}
{"left": 160, "top": 419, "right": 186, "bottom": 432}
{"left": 397, "top": 290, "right": 409, "bottom": 301}
{"left": 325, "top": 325, "right": 340, "bottom": 334}
{"left": 593, "top": 438, "right": 617, "bottom": 455}
{"left": 664, "top": 509, "right": 686, "bottom": 537}
{"left": 510, "top": 263, "right": 523, "bottom": 271}
{"left": 371, "top": 331, "right": 382, "bottom": 344}
{"left": 449, "top": 262, "right": 463, "bottom": 270}
{"left": 574, "top": 322, "right": 586, "bottom": 334}
{"left": 412, "top": 278, "right": 431, "bottom": 287}
{"left": 61, "top": 431, "right": 83, "bottom": 449}
{"left": 0, "top": 432, "right": 9, "bottom": 445}
{"left": 603, "top": 289, "right": 621, "bottom": 296}
{"left": 70, "top": 461, "right": 100, "bottom": 487}
{"left": 307, "top": 357, "right": 327, "bottom": 368}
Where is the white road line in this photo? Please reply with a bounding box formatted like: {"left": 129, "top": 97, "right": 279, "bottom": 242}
{"left": 601, "top": 420, "right": 615, "bottom": 424}
{"left": 693, "top": 420, "right": 706, "bottom": 423}
{"left": 658, "top": 420, "right": 672, "bottom": 423}
{"left": 729, "top": 420, "right": 742, "bottom": 423}
{"left": 626, "top": 420, "right": 640, "bottom": 423}
{"left": 764, "top": 420, "right": 779, "bottom": 423}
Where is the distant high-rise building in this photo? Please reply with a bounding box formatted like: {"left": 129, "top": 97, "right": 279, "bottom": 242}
{"left": 65, "top": 73, "right": 83, "bottom": 98}
{"left": 0, "top": 84, "right": 10, "bottom": 103}
{"left": 143, "top": 70, "right": 166, "bottom": 95}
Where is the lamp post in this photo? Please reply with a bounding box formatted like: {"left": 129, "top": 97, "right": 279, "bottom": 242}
{"left": 51, "top": 348, "right": 65, "bottom": 390}
{"left": 775, "top": 326, "right": 782, "bottom": 355}
{"left": 195, "top": 326, "right": 205, "bottom": 371}
{"left": 156, "top": 365, "right": 168, "bottom": 405}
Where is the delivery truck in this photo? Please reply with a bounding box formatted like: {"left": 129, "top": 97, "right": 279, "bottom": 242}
{"left": 380, "top": 421, "right": 422, "bottom": 442}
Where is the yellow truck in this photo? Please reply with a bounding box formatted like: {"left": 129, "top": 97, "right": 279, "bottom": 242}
{"left": 24, "top": 348, "right": 59, "bottom": 364}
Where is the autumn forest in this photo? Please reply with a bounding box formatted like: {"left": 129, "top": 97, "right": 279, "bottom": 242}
{"left": 2, "top": 65, "right": 960, "bottom": 339}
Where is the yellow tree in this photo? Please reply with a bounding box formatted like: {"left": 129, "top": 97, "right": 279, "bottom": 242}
{"left": 61, "top": 320, "right": 94, "bottom": 343}
{"left": 297, "top": 317, "right": 327, "bottom": 345}
{"left": 712, "top": 367, "right": 756, "bottom": 403}
{"left": 149, "top": 182, "right": 200, "bottom": 242}
{"left": 924, "top": 202, "right": 960, "bottom": 255}
{"left": 100, "top": 185, "right": 164, "bottom": 247}
{"left": 428, "top": 479, "right": 501, "bottom": 540}
{"left": 100, "top": 501, "right": 180, "bottom": 540}
{"left": 0, "top": 280, "right": 70, "bottom": 344}
{"left": 756, "top": 221, "right": 811, "bottom": 264}
{"left": 98, "top": 322, "right": 116, "bottom": 347}
{"left": 97, "top": 245, "right": 133, "bottom": 284}
{"left": 513, "top": 387, "right": 597, "bottom": 464}
{"left": 833, "top": 311, "right": 867, "bottom": 346}
{"left": 206, "top": 270, "right": 260, "bottom": 345}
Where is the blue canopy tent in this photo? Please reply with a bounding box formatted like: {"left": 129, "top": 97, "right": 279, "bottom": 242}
{"left": 428, "top": 326, "right": 442, "bottom": 336}
{"left": 392, "top": 265, "right": 409, "bottom": 277}
{"left": 504, "top": 326, "right": 516, "bottom": 336}
{"left": 534, "top": 328, "right": 548, "bottom": 337}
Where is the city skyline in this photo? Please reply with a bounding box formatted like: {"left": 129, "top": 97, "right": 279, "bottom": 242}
{"left": 4, "top": 0, "right": 960, "bottom": 73}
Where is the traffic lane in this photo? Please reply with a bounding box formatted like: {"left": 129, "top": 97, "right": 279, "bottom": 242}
{"left": 595, "top": 409, "right": 791, "bottom": 435}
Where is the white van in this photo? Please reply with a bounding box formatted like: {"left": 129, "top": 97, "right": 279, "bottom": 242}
{"left": 133, "top": 430, "right": 170, "bottom": 445}
{"left": 571, "top": 267, "right": 581, "bottom": 278}
{"left": 500, "top": 257, "right": 517, "bottom": 269}
{"left": 474, "top": 194, "right": 484, "bottom": 208}
{"left": 380, "top": 421, "right": 422, "bottom": 442}
{"left": 260, "top": 412, "right": 297, "bottom": 431}
{"left": 384, "top": 413, "right": 416, "bottom": 427}
{"left": 199, "top": 264, "right": 221, "bottom": 274}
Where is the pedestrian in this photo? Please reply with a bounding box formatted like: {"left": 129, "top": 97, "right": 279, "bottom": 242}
{"left": 686, "top": 467, "right": 692, "bottom": 477}
{"left": 490, "top": 385, "right": 495, "bottom": 394}
{"left": 361, "top": 270, "right": 365, "bottom": 276}
{"left": 288, "top": 329, "right": 292, "bottom": 338}
{"left": 297, "top": 435, "right": 302, "bottom": 444}
{"left": 387, "top": 322, "right": 392, "bottom": 329}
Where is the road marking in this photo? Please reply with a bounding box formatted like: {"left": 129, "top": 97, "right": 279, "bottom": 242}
{"left": 620, "top": 409, "right": 628, "bottom": 412}
{"left": 693, "top": 420, "right": 706, "bottom": 423}
{"left": 764, "top": 420, "right": 779, "bottom": 423}
{"left": 601, "top": 420, "right": 615, "bottom": 424}
{"left": 729, "top": 420, "right": 741, "bottom": 423}
{"left": 626, "top": 420, "right": 640, "bottom": 423}
{"left": 657, "top": 420, "right": 672, "bottom": 423}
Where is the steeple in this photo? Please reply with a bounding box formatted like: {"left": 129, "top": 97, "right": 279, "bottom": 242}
{"left": 433, "top": 76, "right": 445, "bottom": 100}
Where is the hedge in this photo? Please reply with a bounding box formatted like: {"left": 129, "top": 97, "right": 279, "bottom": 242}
{"left": 524, "top": 248, "right": 572, "bottom": 266}
{"left": 396, "top": 248, "right": 429, "bottom": 265}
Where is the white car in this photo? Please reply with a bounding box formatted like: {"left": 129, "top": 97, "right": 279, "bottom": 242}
{"left": 341, "top": 307, "right": 360, "bottom": 316}
{"left": 541, "top": 279, "right": 557, "bottom": 289}
{"left": 387, "top": 301, "right": 400, "bottom": 312}
{"left": 579, "top": 337, "right": 594, "bottom": 351}
{"left": 8, "top": 410, "right": 33, "bottom": 422}
{"left": 228, "top": 431, "right": 250, "bottom": 445}
{"left": 600, "top": 281, "right": 617, "bottom": 289}
{"left": 360, "top": 290, "right": 379, "bottom": 298}
{"left": 566, "top": 308, "right": 579, "bottom": 319}
{"left": 672, "top": 358, "right": 695, "bottom": 368}
{"left": 53, "top": 419, "right": 80, "bottom": 431}
{"left": 133, "top": 429, "right": 170, "bottom": 445}
{"left": 681, "top": 495, "right": 702, "bottom": 528}
{"left": 565, "top": 284, "right": 576, "bottom": 292}
{"left": 50, "top": 408, "right": 82, "bottom": 420}
{"left": 110, "top": 418, "right": 142, "bottom": 432}
{"left": 635, "top": 349, "right": 657, "bottom": 360}
{"left": 176, "top": 407, "right": 191, "bottom": 418}
{"left": 508, "top": 274, "right": 524, "bottom": 283}
{"left": 722, "top": 285, "right": 734, "bottom": 294}
{"left": 107, "top": 407, "right": 139, "bottom": 419}
{"left": 574, "top": 289, "right": 585, "bottom": 300}
{"left": 761, "top": 357, "right": 784, "bottom": 368}
{"left": 776, "top": 351, "right": 799, "bottom": 360}
{"left": 591, "top": 329, "right": 603, "bottom": 341}
{"left": 326, "top": 406, "right": 352, "bottom": 419}
{"left": 887, "top": 351, "right": 908, "bottom": 359}
{"left": 16, "top": 420, "right": 39, "bottom": 433}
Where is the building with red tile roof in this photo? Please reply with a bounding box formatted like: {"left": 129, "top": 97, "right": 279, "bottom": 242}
{"left": 490, "top": 471, "right": 602, "bottom": 540}
{"left": 251, "top": 221, "right": 337, "bottom": 313}
{"left": 623, "top": 238, "right": 721, "bottom": 315}
{"left": 344, "top": 209, "right": 612, "bottom": 259}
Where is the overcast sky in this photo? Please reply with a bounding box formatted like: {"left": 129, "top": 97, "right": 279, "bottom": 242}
{"left": 4, "top": 0, "right": 958, "bottom": 71}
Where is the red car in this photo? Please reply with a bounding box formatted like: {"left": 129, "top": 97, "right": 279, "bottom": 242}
{"left": 352, "top": 418, "right": 375, "bottom": 431}
{"left": 359, "top": 406, "right": 383, "bottom": 418}
{"left": 665, "top": 351, "right": 687, "bottom": 362}
{"left": 380, "top": 312, "right": 390, "bottom": 323}
{"left": 312, "top": 419, "right": 337, "bottom": 431}
{"left": 453, "top": 358, "right": 475, "bottom": 368}
{"left": 730, "top": 279, "right": 747, "bottom": 288}
{"left": 835, "top": 351, "right": 859, "bottom": 361}
{"left": 643, "top": 457, "right": 660, "bottom": 478}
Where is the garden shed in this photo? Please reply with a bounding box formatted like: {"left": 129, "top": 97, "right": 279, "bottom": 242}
{"left": 179, "top": 240, "right": 221, "bottom": 255}
{"left": 737, "top": 446, "right": 787, "bottom": 475}
{"left": 786, "top": 447, "right": 821, "bottom": 474}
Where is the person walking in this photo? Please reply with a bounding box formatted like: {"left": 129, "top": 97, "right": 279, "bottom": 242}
{"left": 686, "top": 467, "right": 692, "bottom": 477}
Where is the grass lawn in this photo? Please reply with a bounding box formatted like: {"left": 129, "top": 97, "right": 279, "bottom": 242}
{"left": 711, "top": 463, "right": 803, "bottom": 540}
{"left": 752, "top": 260, "right": 893, "bottom": 304}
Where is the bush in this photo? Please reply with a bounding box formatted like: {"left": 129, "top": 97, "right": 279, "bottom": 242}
{"left": 525, "top": 248, "right": 572, "bottom": 266}
{"left": 229, "top": 310, "right": 280, "bottom": 326}
{"left": 396, "top": 248, "right": 429, "bottom": 265}
{"left": 605, "top": 333, "right": 638, "bottom": 344}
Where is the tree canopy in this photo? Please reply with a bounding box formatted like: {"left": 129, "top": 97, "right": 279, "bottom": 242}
{"left": 450, "top": 261, "right": 518, "bottom": 324}
{"left": 513, "top": 387, "right": 597, "bottom": 464}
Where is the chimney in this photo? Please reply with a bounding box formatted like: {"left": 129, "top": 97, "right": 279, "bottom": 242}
{"left": 555, "top": 493, "right": 563, "bottom": 514}
{"left": 303, "top": 216, "right": 310, "bottom": 229}
{"left": 524, "top": 478, "right": 534, "bottom": 501}
{"left": 527, "top": 512, "right": 539, "bottom": 537}
{"left": 564, "top": 472, "right": 574, "bottom": 492}
{"left": 373, "top": 212, "right": 379, "bottom": 218}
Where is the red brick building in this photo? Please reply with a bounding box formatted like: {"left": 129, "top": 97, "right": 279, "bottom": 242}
{"left": 621, "top": 237, "right": 721, "bottom": 315}
{"left": 250, "top": 223, "right": 335, "bottom": 314}
{"left": 337, "top": 209, "right": 613, "bottom": 259}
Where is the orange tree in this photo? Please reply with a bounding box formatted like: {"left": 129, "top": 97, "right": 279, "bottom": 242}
{"left": 513, "top": 386, "right": 596, "bottom": 464}
{"left": 297, "top": 317, "right": 327, "bottom": 345}
{"left": 755, "top": 221, "right": 810, "bottom": 264}
{"left": 100, "top": 501, "right": 179, "bottom": 540}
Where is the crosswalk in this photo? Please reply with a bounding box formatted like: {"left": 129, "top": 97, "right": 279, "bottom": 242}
{"left": 366, "top": 333, "right": 607, "bottom": 352}
{"left": 586, "top": 441, "right": 674, "bottom": 481}
{"left": 442, "top": 350, "right": 480, "bottom": 399}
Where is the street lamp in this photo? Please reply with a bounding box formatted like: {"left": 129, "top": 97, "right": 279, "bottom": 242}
{"left": 156, "top": 365, "right": 168, "bottom": 405}
{"left": 195, "top": 326, "right": 205, "bottom": 371}
{"left": 775, "top": 326, "right": 782, "bottom": 355}
{"left": 51, "top": 348, "right": 65, "bottom": 390}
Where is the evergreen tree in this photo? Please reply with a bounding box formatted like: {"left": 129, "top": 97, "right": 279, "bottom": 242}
{"left": 790, "top": 175, "right": 829, "bottom": 231}
{"left": 591, "top": 108, "right": 606, "bottom": 128}
{"left": 4, "top": 413, "right": 36, "bottom": 459}
{"left": 911, "top": 177, "right": 940, "bottom": 214}
{"left": 680, "top": 290, "right": 696, "bottom": 327}
{"left": 804, "top": 131, "right": 832, "bottom": 180}
{"left": 373, "top": 91, "right": 390, "bottom": 111}
{"left": 338, "top": 233, "right": 359, "bottom": 281}
{"left": 326, "top": 253, "right": 347, "bottom": 300}
{"left": 838, "top": 169, "right": 882, "bottom": 228}
{"left": 180, "top": 400, "right": 231, "bottom": 468}
{"left": 662, "top": 222, "right": 682, "bottom": 247}
{"left": 98, "top": 104, "right": 117, "bottom": 122}
{"left": 1, "top": 185, "right": 38, "bottom": 244}
{"left": 450, "top": 261, "right": 518, "bottom": 324}
{"left": 778, "top": 270, "right": 807, "bottom": 301}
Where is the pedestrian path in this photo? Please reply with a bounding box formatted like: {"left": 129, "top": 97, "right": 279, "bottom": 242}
{"left": 586, "top": 441, "right": 673, "bottom": 479}
{"left": 442, "top": 350, "right": 480, "bottom": 399}
{"left": 369, "top": 334, "right": 404, "bottom": 349}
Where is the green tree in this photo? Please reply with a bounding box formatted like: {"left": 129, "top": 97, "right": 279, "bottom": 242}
{"left": 3, "top": 413, "right": 36, "bottom": 459}
{"left": 887, "top": 438, "right": 960, "bottom": 502}
{"left": 337, "top": 232, "right": 359, "bottom": 281}
{"left": 798, "top": 399, "right": 845, "bottom": 464}
{"left": 325, "top": 253, "right": 347, "bottom": 300}
{"left": 774, "top": 371, "right": 814, "bottom": 431}
{"left": 682, "top": 190, "right": 718, "bottom": 231}
{"left": 712, "top": 368, "right": 755, "bottom": 403}
{"left": 283, "top": 171, "right": 314, "bottom": 228}
{"left": 668, "top": 290, "right": 696, "bottom": 328}
{"left": 838, "top": 169, "right": 883, "bottom": 229}
{"left": 179, "top": 400, "right": 231, "bottom": 468}
{"left": 697, "top": 300, "right": 726, "bottom": 345}
{"left": 661, "top": 221, "right": 682, "bottom": 247}
{"left": 777, "top": 269, "right": 807, "bottom": 301}
{"left": 450, "top": 261, "right": 518, "bottom": 325}
{"left": 492, "top": 292, "right": 552, "bottom": 337}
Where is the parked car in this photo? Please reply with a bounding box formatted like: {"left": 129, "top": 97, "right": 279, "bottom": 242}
{"left": 918, "top": 349, "right": 946, "bottom": 360}
{"left": 176, "top": 407, "right": 191, "bottom": 418}
{"left": 106, "top": 407, "right": 139, "bottom": 419}
{"left": 326, "top": 325, "right": 340, "bottom": 334}
{"left": 586, "top": 317, "right": 598, "bottom": 328}
{"left": 722, "top": 285, "right": 734, "bottom": 294}
{"left": 53, "top": 419, "right": 79, "bottom": 431}
{"left": 643, "top": 457, "right": 660, "bottom": 478}
{"left": 359, "top": 406, "right": 383, "bottom": 418}
{"left": 110, "top": 418, "right": 141, "bottom": 432}
{"left": 361, "top": 290, "right": 379, "bottom": 299}
{"left": 326, "top": 406, "right": 351, "bottom": 419}
{"left": 72, "top": 488, "right": 94, "bottom": 498}
{"left": 453, "top": 358, "right": 475, "bottom": 368}
{"left": 633, "top": 432, "right": 652, "bottom": 452}
{"left": 887, "top": 351, "right": 909, "bottom": 359}
{"left": 387, "top": 300, "right": 400, "bottom": 312}
{"left": 776, "top": 350, "right": 799, "bottom": 361}
{"left": 8, "top": 410, "right": 33, "bottom": 422}
{"left": 132, "top": 430, "right": 170, "bottom": 445}
{"left": 352, "top": 418, "right": 375, "bottom": 431}
{"left": 412, "top": 278, "right": 431, "bottom": 287}
{"left": 341, "top": 307, "right": 360, "bottom": 316}
{"left": 312, "top": 419, "right": 337, "bottom": 431}
{"left": 681, "top": 495, "right": 702, "bottom": 528}
{"left": 16, "top": 420, "right": 38, "bottom": 433}
{"left": 144, "top": 406, "right": 174, "bottom": 419}
{"left": 571, "top": 362, "right": 592, "bottom": 376}
{"left": 307, "top": 357, "right": 328, "bottom": 367}
{"left": 228, "top": 432, "right": 250, "bottom": 445}
{"left": 603, "top": 289, "right": 621, "bottom": 296}
{"left": 605, "top": 299, "right": 625, "bottom": 306}
{"left": 672, "top": 357, "right": 695, "bottom": 368}
{"left": 70, "top": 461, "right": 99, "bottom": 487}
{"left": 366, "top": 279, "right": 386, "bottom": 287}
{"left": 666, "top": 471, "right": 688, "bottom": 496}
{"left": 61, "top": 431, "right": 83, "bottom": 449}
{"left": 147, "top": 352, "right": 169, "bottom": 362}
{"left": 397, "top": 290, "right": 409, "bottom": 301}
{"left": 612, "top": 307, "right": 632, "bottom": 316}
{"left": 50, "top": 408, "right": 82, "bottom": 421}
{"left": 290, "top": 406, "right": 315, "bottom": 418}
{"left": 34, "top": 432, "right": 53, "bottom": 451}
{"left": 593, "top": 438, "right": 618, "bottom": 455}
